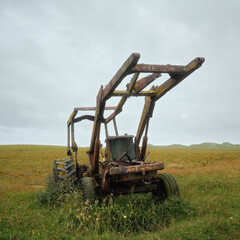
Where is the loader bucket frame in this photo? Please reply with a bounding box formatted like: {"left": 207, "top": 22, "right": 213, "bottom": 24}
{"left": 67, "top": 53, "right": 205, "bottom": 172}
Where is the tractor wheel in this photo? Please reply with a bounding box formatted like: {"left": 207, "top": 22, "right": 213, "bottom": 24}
{"left": 153, "top": 173, "right": 180, "bottom": 200}
{"left": 53, "top": 158, "right": 78, "bottom": 184}
{"left": 80, "top": 177, "right": 97, "bottom": 205}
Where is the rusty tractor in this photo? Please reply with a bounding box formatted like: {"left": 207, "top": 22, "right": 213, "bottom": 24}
{"left": 53, "top": 53, "right": 205, "bottom": 204}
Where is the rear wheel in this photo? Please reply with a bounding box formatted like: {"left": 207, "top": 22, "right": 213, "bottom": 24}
{"left": 53, "top": 158, "right": 78, "bottom": 184}
{"left": 153, "top": 173, "right": 180, "bottom": 200}
{"left": 80, "top": 177, "right": 97, "bottom": 205}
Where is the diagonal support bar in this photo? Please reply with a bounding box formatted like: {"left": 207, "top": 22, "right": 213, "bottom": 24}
{"left": 133, "top": 73, "right": 161, "bottom": 93}
{"left": 135, "top": 97, "right": 155, "bottom": 148}
{"left": 103, "top": 53, "right": 140, "bottom": 101}
{"left": 154, "top": 57, "right": 205, "bottom": 101}
{"left": 106, "top": 72, "right": 139, "bottom": 123}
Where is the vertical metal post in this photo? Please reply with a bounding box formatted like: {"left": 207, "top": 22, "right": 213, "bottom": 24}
{"left": 71, "top": 122, "right": 74, "bottom": 149}
{"left": 140, "top": 119, "right": 150, "bottom": 161}
{"left": 67, "top": 124, "right": 70, "bottom": 149}
{"left": 113, "top": 117, "right": 119, "bottom": 136}
{"left": 105, "top": 122, "right": 109, "bottom": 138}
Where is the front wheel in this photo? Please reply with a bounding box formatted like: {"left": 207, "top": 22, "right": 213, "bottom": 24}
{"left": 153, "top": 173, "right": 180, "bottom": 200}
{"left": 80, "top": 177, "right": 97, "bottom": 205}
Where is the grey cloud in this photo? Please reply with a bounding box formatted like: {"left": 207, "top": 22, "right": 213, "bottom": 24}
{"left": 0, "top": 0, "right": 239, "bottom": 145}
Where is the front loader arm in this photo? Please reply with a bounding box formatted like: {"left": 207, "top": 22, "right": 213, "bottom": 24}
{"left": 102, "top": 53, "right": 140, "bottom": 101}
{"left": 154, "top": 57, "right": 205, "bottom": 101}
{"left": 88, "top": 53, "right": 141, "bottom": 172}
{"left": 68, "top": 53, "right": 204, "bottom": 172}
{"left": 134, "top": 57, "right": 205, "bottom": 158}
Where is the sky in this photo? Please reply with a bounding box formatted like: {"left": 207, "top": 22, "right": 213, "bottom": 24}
{"left": 0, "top": 0, "right": 240, "bottom": 146}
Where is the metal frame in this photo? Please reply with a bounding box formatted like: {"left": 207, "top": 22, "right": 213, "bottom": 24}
{"left": 67, "top": 53, "right": 205, "bottom": 173}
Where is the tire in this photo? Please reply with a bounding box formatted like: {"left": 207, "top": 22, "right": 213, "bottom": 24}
{"left": 153, "top": 173, "right": 180, "bottom": 200}
{"left": 53, "top": 158, "right": 78, "bottom": 184}
{"left": 80, "top": 177, "right": 97, "bottom": 205}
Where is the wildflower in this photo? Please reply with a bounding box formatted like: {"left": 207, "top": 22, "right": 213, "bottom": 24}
{"left": 77, "top": 215, "right": 80, "bottom": 219}
{"left": 123, "top": 215, "right": 127, "bottom": 219}
{"left": 96, "top": 218, "right": 99, "bottom": 221}
{"left": 229, "top": 217, "right": 233, "bottom": 220}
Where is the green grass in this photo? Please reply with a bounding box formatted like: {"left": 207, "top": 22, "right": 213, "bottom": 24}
{"left": 36, "top": 174, "right": 195, "bottom": 235}
{"left": 0, "top": 145, "right": 240, "bottom": 239}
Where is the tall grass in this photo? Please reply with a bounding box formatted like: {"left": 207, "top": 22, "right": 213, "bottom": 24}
{"left": 68, "top": 194, "right": 195, "bottom": 234}
{"left": 36, "top": 174, "right": 195, "bottom": 235}
{"left": 36, "top": 174, "right": 74, "bottom": 205}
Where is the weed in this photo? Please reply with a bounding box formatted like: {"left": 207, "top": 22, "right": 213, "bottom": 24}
{"left": 36, "top": 174, "right": 75, "bottom": 206}
{"left": 51, "top": 192, "right": 195, "bottom": 235}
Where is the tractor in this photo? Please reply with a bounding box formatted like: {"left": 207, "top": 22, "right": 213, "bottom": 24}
{"left": 53, "top": 53, "right": 204, "bottom": 204}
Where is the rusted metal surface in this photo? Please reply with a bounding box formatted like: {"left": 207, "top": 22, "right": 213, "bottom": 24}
{"left": 68, "top": 106, "right": 116, "bottom": 125}
{"left": 103, "top": 53, "right": 140, "bottom": 101}
{"left": 92, "top": 140, "right": 100, "bottom": 173}
{"left": 106, "top": 72, "right": 139, "bottom": 123}
{"left": 112, "top": 170, "right": 157, "bottom": 182}
{"left": 133, "top": 73, "right": 161, "bottom": 93}
{"left": 135, "top": 96, "right": 155, "bottom": 148}
{"left": 109, "top": 162, "right": 164, "bottom": 175}
{"left": 113, "top": 118, "right": 119, "bottom": 135}
{"left": 106, "top": 96, "right": 127, "bottom": 123}
{"left": 140, "top": 135, "right": 148, "bottom": 161}
{"left": 130, "top": 63, "right": 186, "bottom": 73}
{"left": 89, "top": 86, "right": 104, "bottom": 155}
{"left": 65, "top": 52, "right": 204, "bottom": 196}
{"left": 73, "top": 115, "right": 95, "bottom": 123}
{"left": 74, "top": 106, "right": 117, "bottom": 111}
{"left": 128, "top": 72, "right": 139, "bottom": 92}
{"left": 112, "top": 90, "right": 157, "bottom": 97}
{"left": 116, "top": 152, "right": 131, "bottom": 161}
{"left": 111, "top": 184, "right": 157, "bottom": 195}
{"left": 154, "top": 57, "right": 205, "bottom": 101}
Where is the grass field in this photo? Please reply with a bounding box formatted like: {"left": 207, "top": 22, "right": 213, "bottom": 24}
{"left": 0, "top": 145, "right": 239, "bottom": 239}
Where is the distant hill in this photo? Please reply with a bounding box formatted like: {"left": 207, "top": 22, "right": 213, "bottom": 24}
{"left": 148, "top": 142, "right": 240, "bottom": 149}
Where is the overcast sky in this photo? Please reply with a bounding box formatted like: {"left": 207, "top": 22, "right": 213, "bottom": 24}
{"left": 0, "top": 0, "right": 240, "bottom": 146}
